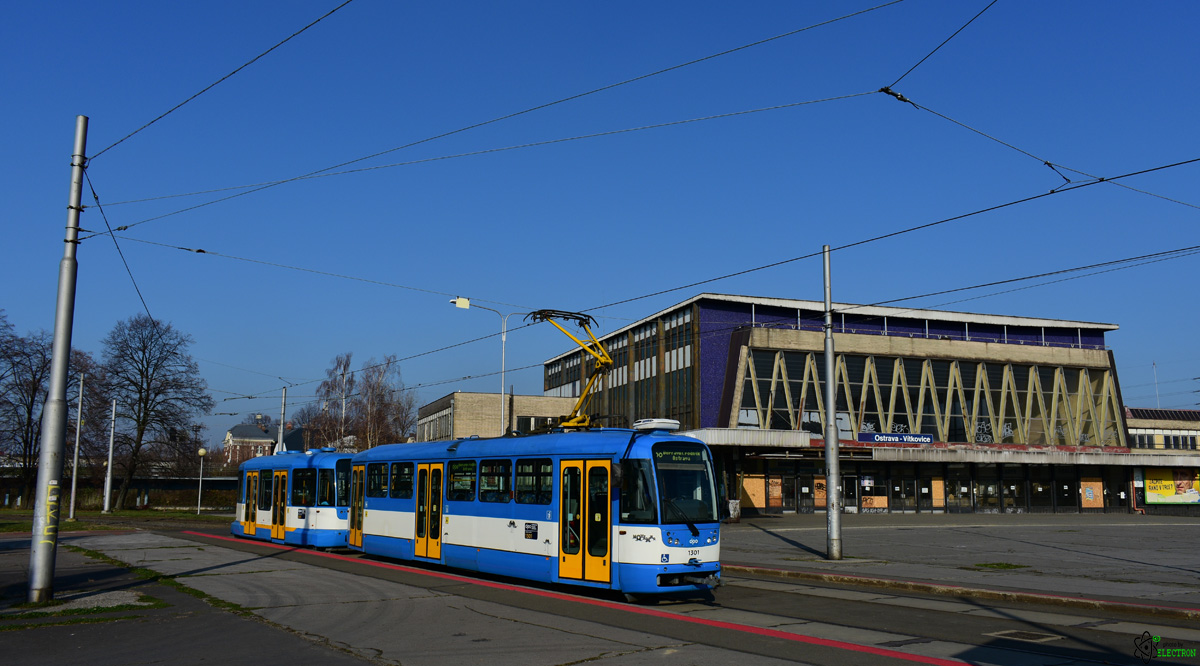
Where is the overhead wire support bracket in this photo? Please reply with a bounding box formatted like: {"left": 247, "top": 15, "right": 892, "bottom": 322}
{"left": 879, "top": 86, "right": 917, "bottom": 108}
{"left": 1044, "top": 162, "right": 1073, "bottom": 192}
{"left": 526, "top": 309, "right": 614, "bottom": 429}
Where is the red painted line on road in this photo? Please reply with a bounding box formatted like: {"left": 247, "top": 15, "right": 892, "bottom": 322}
{"left": 184, "top": 531, "right": 966, "bottom": 665}
{"left": 725, "top": 563, "right": 1200, "bottom": 615}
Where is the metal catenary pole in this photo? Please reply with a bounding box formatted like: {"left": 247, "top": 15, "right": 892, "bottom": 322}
{"left": 103, "top": 399, "right": 115, "bottom": 513}
{"left": 68, "top": 373, "right": 84, "bottom": 520}
{"left": 28, "top": 115, "right": 88, "bottom": 603}
{"left": 823, "top": 245, "right": 842, "bottom": 560}
{"left": 275, "top": 387, "right": 287, "bottom": 453}
{"left": 196, "top": 452, "right": 205, "bottom": 514}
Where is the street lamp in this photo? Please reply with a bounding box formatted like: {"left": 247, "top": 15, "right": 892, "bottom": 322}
{"left": 451, "top": 297, "right": 524, "bottom": 436}
{"left": 196, "top": 447, "right": 207, "bottom": 515}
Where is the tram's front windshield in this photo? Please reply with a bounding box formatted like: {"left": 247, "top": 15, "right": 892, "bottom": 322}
{"left": 652, "top": 442, "right": 718, "bottom": 525}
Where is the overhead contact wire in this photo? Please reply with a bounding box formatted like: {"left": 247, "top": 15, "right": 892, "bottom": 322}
{"left": 87, "top": 2, "right": 903, "bottom": 221}
{"left": 585, "top": 157, "right": 1200, "bottom": 312}
{"left": 83, "top": 170, "right": 154, "bottom": 320}
{"left": 90, "top": 0, "right": 357, "bottom": 161}
{"left": 888, "top": 0, "right": 998, "bottom": 88}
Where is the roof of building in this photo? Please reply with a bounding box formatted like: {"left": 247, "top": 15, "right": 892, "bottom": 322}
{"left": 225, "top": 424, "right": 306, "bottom": 451}
{"left": 227, "top": 424, "right": 276, "bottom": 441}
{"left": 1126, "top": 407, "right": 1200, "bottom": 422}
{"left": 545, "top": 292, "right": 1119, "bottom": 363}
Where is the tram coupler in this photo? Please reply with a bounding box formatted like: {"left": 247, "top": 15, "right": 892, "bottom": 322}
{"left": 683, "top": 574, "right": 721, "bottom": 587}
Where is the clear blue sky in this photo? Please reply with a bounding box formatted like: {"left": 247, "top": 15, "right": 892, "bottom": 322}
{"left": 5, "top": 1, "right": 1198, "bottom": 445}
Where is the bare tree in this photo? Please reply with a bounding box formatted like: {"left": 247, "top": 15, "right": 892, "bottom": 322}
{"left": 316, "top": 353, "right": 356, "bottom": 448}
{"left": 101, "top": 315, "right": 214, "bottom": 509}
{"left": 307, "top": 353, "right": 418, "bottom": 451}
{"left": 0, "top": 316, "right": 102, "bottom": 508}
{"left": 0, "top": 310, "right": 14, "bottom": 387}
{"left": 290, "top": 402, "right": 328, "bottom": 450}
{"left": 239, "top": 411, "right": 273, "bottom": 435}
{"left": 354, "top": 355, "right": 418, "bottom": 448}
{"left": 157, "top": 423, "right": 210, "bottom": 477}
{"left": 0, "top": 329, "right": 52, "bottom": 507}
{"left": 63, "top": 350, "right": 110, "bottom": 496}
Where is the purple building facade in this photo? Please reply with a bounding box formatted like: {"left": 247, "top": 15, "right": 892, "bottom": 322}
{"left": 542, "top": 294, "right": 1197, "bottom": 516}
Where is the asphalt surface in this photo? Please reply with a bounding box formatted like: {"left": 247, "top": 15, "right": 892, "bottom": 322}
{"left": 1, "top": 512, "right": 1196, "bottom": 665}
{"left": 720, "top": 512, "right": 1200, "bottom": 615}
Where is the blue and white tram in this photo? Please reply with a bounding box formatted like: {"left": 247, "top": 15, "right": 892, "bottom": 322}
{"left": 232, "top": 448, "right": 353, "bottom": 548}
{"left": 348, "top": 420, "right": 721, "bottom": 597}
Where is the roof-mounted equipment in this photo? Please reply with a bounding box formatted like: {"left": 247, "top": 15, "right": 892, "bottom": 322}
{"left": 632, "top": 418, "right": 680, "bottom": 432}
{"left": 527, "top": 309, "right": 614, "bottom": 429}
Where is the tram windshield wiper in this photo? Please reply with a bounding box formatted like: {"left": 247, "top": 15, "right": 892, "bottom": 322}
{"left": 664, "top": 497, "right": 700, "bottom": 537}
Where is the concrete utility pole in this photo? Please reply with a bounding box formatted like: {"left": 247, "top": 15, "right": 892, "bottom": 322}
{"left": 28, "top": 115, "right": 88, "bottom": 603}
{"left": 823, "top": 245, "right": 843, "bottom": 560}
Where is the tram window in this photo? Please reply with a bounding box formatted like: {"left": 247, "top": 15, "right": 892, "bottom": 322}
{"left": 335, "top": 459, "right": 351, "bottom": 507}
{"left": 292, "top": 469, "right": 316, "bottom": 507}
{"left": 620, "top": 459, "right": 657, "bottom": 523}
{"left": 515, "top": 458, "right": 553, "bottom": 505}
{"left": 448, "top": 461, "right": 476, "bottom": 501}
{"left": 561, "top": 466, "right": 582, "bottom": 555}
{"left": 390, "top": 462, "right": 414, "bottom": 499}
{"left": 480, "top": 459, "right": 512, "bottom": 503}
{"left": 587, "top": 466, "right": 609, "bottom": 557}
{"left": 367, "top": 463, "right": 388, "bottom": 498}
{"left": 317, "top": 469, "right": 337, "bottom": 506}
{"left": 238, "top": 474, "right": 245, "bottom": 503}
{"left": 258, "top": 472, "right": 273, "bottom": 511}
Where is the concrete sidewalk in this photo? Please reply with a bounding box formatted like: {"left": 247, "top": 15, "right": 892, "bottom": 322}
{"left": 720, "top": 512, "right": 1200, "bottom": 617}
{"left": 0, "top": 532, "right": 369, "bottom": 666}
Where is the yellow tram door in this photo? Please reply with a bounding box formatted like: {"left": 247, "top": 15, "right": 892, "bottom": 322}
{"left": 559, "top": 460, "right": 611, "bottom": 584}
{"left": 349, "top": 464, "right": 364, "bottom": 548}
{"left": 241, "top": 472, "right": 258, "bottom": 535}
{"left": 415, "top": 463, "right": 443, "bottom": 559}
{"left": 271, "top": 470, "right": 288, "bottom": 540}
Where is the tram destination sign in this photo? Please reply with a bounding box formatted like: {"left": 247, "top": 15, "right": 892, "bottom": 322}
{"left": 857, "top": 432, "right": 933, "bottom": 445}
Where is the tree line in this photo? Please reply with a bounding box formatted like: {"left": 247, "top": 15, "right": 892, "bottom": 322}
{"left": 1, "top": 310, "right": 418, "bottom": 510}
{"left": 0, "top": 311, "right": 213, "bottom": 510}
{"left": 290, "top": 352, "right": 419, "bottom": 452}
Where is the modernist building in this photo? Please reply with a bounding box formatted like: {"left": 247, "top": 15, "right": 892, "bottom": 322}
{"left": 542, "top": 293, "right": 1199, "bottom": 516}
{"left": 416, "top": 392, "right": 577, "bottom": 441}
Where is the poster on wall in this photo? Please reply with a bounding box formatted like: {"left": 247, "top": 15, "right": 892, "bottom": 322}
{"left": 1144, "top": 468, "right": 1200, "bottom": 504}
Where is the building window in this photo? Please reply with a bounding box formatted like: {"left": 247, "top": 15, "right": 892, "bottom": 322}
{"left": 515, "top": 416, "right": 555, "bottom": 433}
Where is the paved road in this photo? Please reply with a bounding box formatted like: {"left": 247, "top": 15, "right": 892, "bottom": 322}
{"left": 722, "top": 512, "right": 1200, "bottom": 610}
{"left": 1, "top": 513, "right": 1196, "bottom": 665}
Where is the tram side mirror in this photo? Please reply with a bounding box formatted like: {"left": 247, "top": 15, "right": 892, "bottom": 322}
{"left": 611, "top": 463, "right": 624, "bottom": 490}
